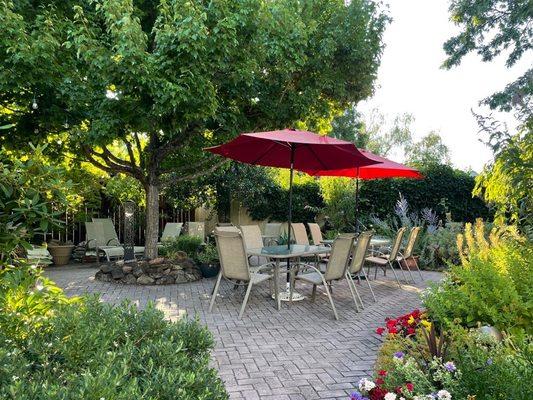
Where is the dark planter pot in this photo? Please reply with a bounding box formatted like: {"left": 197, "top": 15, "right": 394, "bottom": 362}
{"left": 199, "top": 262, "right": 220, "bottom": 278}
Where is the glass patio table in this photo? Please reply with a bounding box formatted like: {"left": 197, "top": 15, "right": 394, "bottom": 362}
{"left": 246, "top": 244, "right": 332, "bottom": 309}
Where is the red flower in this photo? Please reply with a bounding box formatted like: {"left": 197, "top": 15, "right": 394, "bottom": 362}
{"left": 376, "top": 327, "right": 385, "bottom": 335}
{"left": 407, "top": 327, "right": 416, "bottom": 335}
{"left": 378, "top": 370, "right": 388, "bottom": 376}
{"left": 369, "top": 387, "right": 387, "bottom": 400}
{"left": 375, "top": 377, "right": 384, "bottom": 385}
{"left": 386, "top": 319, "right": 397, "bottom": 328}
{"left": 406, "top": 383, "right": 414, "bottom": 392}
{"left": 388, "top": 326, "right": 398, "bottom": 334}
{"left": 411, "top": 309, "right": 421, "bottom": 318}
{"left": 395, "top": 386, "right": 403, "bottom": 394}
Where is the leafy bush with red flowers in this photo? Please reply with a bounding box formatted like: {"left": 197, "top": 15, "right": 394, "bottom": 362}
{"left": 375, "top": 309, "right": 429, "bottom": 337}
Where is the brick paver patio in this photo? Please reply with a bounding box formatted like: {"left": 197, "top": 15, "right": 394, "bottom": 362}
{"left": 45, "top": 264, "right": 442, "bottom": 400}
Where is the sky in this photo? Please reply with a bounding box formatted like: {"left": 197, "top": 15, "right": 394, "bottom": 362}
{"left": 358, "top": 0, "right": 532, "bottom": 172}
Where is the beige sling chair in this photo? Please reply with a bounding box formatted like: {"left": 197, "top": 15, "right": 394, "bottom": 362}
{"left": 365, "top": 227, "right": 407, "bottom": 288}
{"left": 289, "top": 234, "right": 355, "bottom": 320}
{"left": 397, "top": 226, "right": 423, "bottom": 283}
{"left": 345, "top": 231, "right": 377, "bottom": 311}
{"left": 209, "top": 230, "right": 278, "bottom": 319}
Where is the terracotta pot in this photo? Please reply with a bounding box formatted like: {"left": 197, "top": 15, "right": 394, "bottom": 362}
{"left": 48, "top": 245, "right": 75, "bottom": 266}
{"left": 399, "top": 256, "right": 419, "bottom": 270}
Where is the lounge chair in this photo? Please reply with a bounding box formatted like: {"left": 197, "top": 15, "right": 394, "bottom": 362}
{"left": 85, "top": 221, "right": 124, "bottom": 262}
{"left": 92, "top": 218, "right": 145, "bottom": 257}
{"left": 365, "top": 227, "right": 407, "bottom": 288}
{"left": 289, "top": 234, "right": 355, "bottom": 320}
{"left": 240, "top": 224, "right": 268, "bottom": 266}
{"left": 161, "top": 222, "right": 183, "bottom": 241}
{"left": 345, "top": 231, "right": 376, "bottom": 310}
{"left": 187, "top": 221, "right": 205, "bottom": 242}
{"left": 209, "top": 230, "right": 278, "bottom": 319}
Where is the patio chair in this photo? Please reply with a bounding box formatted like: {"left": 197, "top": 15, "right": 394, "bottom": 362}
{"left": 365, "top": 227, "right": 407, "bottom": 288}
{"left": 187, "top": 221, "right": 205, "bottom": 242}
{"left": 263, "top": 222, "right": 281, "bottom": 245}
{"left": 240, "top": 225, "right": 265, "bottom": 265}
{"left": 92, "top": 218, "right": 145, "bottom": 257}
{"left": 397, "top": 226, "right": 423, "bottom": 282}
{"left": 308, "top": 223, "right": 324, "bottom": 245}
{"left": 289, "top": 234, "right": 355, "bottom": 320}
{"left": 84, "top": 221, "right": 124, "bottom": 262}
{"left": 291, "top": 223, "right": 309, "bottom": 245}
{"left": 209, "top": 230, "right": 278, "bottom": 319}
{"left": 345, "top": 231, "right": 376, "bottom": 311}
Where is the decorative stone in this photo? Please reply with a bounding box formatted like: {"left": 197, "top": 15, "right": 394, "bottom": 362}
{"left": 174, "top": 251, "right": 188, "bottom": 262}
{"left": 137, "top": 275, "right": 155, "bottom": 285}
{"left": 95, "top": 256, "right": 201, "bottom": 285}
{"left": 100, "top": 264, "right": 114, "bottom": 273}
{"left": 122, "top": 274, "right": 137, "bottom": 284}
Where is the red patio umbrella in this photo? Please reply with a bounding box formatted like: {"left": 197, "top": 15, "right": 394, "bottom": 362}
{"left": 304, "top": 149, "right": 423, "bottom": 232}
{"left": 205, "top": 129, "right": 380, "bottom": 295}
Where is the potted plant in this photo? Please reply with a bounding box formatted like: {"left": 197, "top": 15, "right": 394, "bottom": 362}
{"left": 196, "top": 243, "right": 220, "bottom": 278}
{"left": 47, "top": 239, "right": 75, "bottom": 266}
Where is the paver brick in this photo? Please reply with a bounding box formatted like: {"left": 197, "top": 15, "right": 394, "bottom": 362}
{"left": 45, "top": 264, "right": 442, "bottom": 399}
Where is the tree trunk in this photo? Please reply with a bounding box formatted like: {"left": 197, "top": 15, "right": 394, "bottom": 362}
{"left": 144, "top": 182, "right": 159, "bottom": 259}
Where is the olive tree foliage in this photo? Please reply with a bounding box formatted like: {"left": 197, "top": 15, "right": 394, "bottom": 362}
{"left": 0, "top": 0, "right": 389, "bottom": 257}
{"left": 443, "top": 0, "right": 532, "bottom": 128}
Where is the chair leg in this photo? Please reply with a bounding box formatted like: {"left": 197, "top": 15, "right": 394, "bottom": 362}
{"left": 406, "top": 262, "right": 416, "bottom": 283}
{"left": 388, "top": 261, "right": 402, "bottom": 288}
{"left": 289, "top": 268, "right": 296, "bottom": 305}
{"left": 311, "top": 284, "right": 317, "bottom": 302}
{"left": 361, "top": 269, "right": 377, "bottom": 302}
{"left": 322, "top": 279, "right": 339, "bottom": 320}
{"left": 209, "top": 271, "right": 223, "bottom": 312}
{"left": 239, "top": 281, "right": 253, "bottom": 319}
{"left": 352, "top": 277, "right": 364, "bottom": 309}
{"left": 399, "top": 261, "right": 409, "bottom": 283}
{"left": 272, "top": 274, "right": 280, "bottom": 311}
{"left": 346, "top": 274, "right": 360, "bottom": 312}
{"left": 415, "top": 258, "right": 423, "bottom": 280}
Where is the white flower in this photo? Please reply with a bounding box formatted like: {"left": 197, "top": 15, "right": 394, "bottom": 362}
{"left": 437, "top": 390, "right": 451, "bottom": 400}
{"left": 105, "top": 89, "right": 119, "bottom": 100}
{"left": 384, "top": 393, "right": 397, "bottom": 400}
{"left": 358, "top": 378, "right": 376, "bottom": 392}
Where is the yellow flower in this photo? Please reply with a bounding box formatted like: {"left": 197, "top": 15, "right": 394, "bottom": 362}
{"left": 408, "top": 315, "right": 416, "bottom": 325}
{"left": 421, "top": 320, "right": 432, "bottom": 329}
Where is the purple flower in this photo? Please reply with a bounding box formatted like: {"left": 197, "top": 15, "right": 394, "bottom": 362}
{"left": 444, "top": 361, "right": 456, "bottom": 372}
{"left": 393, "top": 351, "right": 405, "bottom": 359}
{"left": 486, "top": 358, "right": 493, "bottom": 365}
{"left": 350, "top": 391, "right": 369, "bottom": 400}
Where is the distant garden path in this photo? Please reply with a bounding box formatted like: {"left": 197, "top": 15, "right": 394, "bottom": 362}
{"left": 46, "top": 265, "right": 442, "bottom": 400}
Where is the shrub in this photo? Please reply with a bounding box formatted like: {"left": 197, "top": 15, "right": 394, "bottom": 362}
{"left": 0, "top": 297, "right": 228, "bottom": 399}
{"left": 196, "top": 243, "right": 219, "bottom": 264}
{"left": 160, "top": 235, "right": 203, "bottom": 259}
{"left": 423, "top": 220, "right": 533, "bottom": 335}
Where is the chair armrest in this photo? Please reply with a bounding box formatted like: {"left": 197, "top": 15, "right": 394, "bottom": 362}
{"left": 253, "top": 262, "right": 276, "bottom": 274}
{"left": 292, "top": 262, "right": 322, "bottom": 275}
{"left": 107, "top": 238, "right": 120, "bottom": 246}
{"left": 86, "top": 239, "right": 98, "bottom": 249}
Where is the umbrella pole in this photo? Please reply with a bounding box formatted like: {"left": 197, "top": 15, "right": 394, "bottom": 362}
{"left": 286, "top": 145, "right": 295, "bottom": 283}
{"left": 354, "top": 168, "right": 360, "bottom": 233}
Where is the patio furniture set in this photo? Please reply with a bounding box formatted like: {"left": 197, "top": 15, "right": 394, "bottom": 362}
{"left": 209, "top": 222, "right": 423, "bottom": 320}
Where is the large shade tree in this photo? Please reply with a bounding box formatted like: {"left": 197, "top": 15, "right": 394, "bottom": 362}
{"left": 0, "top": 0, "right": 388, "bottom": 257}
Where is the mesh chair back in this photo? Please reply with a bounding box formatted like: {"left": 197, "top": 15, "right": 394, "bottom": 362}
{"left": 264, "top": 223, "right": 281, "bottom": 238}
{"left": 324, "top": 234, "right": 355, "bottom": 281}
{"left": 349, "top": 231, "right": 373, "bottom": 274}
{"left": 403, "top": 227, "right": 421, "bottom": 258}
{"left": 161, "top": 222, "right": 183, "bottom": 241}
{"left": 85, "top": 221, "right": 106, "bottom": 248}
{"left": 188, "top": 222, "right": 205, "bottom": 240}
{"left": 214, "top": 226, "right": 240, "bottom": 233}
{"left": 388, "top": 227, "right": 407, "bottom": 261}
{"left": 214, "top": 230, "right": 250, "bottom": 281}
{"left": 308, "top": 223, "right": 323, "bottom": 245}
{"left": 240, "top": 225, "right": 263, "bottom": 250}
{"left": 291, "top": 223, "right": 309, "bottom": 245}
{"left": 92, "top": 218, "right": 120, "bottom": 244}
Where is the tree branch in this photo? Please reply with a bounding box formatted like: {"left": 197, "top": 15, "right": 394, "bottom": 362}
{"left": 160, "top": 159, "right": 227, "bottom": 185}
{"left": 133, "top": 132, "right": 144, "bottom": 169}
